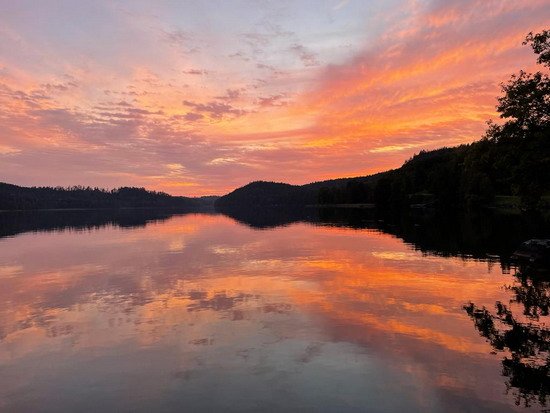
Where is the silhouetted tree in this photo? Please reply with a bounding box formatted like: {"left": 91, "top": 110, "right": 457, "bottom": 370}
{"left": 483, "top": 30, "right": 550, "bottom": 209}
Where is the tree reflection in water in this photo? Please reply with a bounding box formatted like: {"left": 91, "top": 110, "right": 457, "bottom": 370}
{"left": 465, "top": 265, "right": 550, "bottom": 411}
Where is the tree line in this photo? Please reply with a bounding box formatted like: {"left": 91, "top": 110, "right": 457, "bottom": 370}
{"left": 0, "top": 183, "right": 209, "bottom": 210}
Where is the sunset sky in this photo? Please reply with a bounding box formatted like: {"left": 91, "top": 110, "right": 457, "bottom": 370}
{"left": 1, "top": 0, "right": 548, "bottom": 196}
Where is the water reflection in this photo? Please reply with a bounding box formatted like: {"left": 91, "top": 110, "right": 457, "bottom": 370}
{"left": 0, "top": 209, "right": 549, "bottom": 412}
{"left": 465, "top": 264, "right": 550, "bottom": 410}
{"left": 0, "top": 208, "right": 211, "bottom": 238}
{"left": 221, "top": 205, "right": 550, "bottom": 260}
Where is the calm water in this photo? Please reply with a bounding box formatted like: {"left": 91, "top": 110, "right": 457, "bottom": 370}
{"left": 0, "top": 210, "right": 548, "bottom": 412}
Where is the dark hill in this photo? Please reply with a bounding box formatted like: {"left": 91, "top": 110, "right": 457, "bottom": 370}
{"left": 214, "top": 181, "right": 312, "bottom": 209}
{"left": 214, "top": 171, "right": 393, "bottom": 210}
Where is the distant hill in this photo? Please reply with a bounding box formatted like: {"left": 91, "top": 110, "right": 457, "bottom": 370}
{"left": 214, "top": 173, "right": 388, "bottom": 210}
{"left": 0, "top": 183, "right": 218, "bottom": 211}
{"left": 215, "top": 181, "right": 315, "bottom": 209}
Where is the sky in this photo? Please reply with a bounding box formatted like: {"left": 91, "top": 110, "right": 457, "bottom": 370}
{"left": 0, "top": 0, "right": 548, "bottom": 196}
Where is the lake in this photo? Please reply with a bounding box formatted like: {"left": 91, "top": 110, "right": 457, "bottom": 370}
{"left": 0, "top": 209, "right": 548, "bottom": 412}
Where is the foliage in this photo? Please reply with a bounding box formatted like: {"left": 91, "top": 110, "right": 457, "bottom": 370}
{"left": 525, "top": 30, "right": 550, "bottom": 67}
